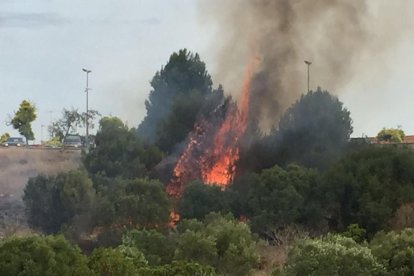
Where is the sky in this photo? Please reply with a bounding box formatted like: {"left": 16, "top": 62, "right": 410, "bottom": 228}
{"left": 1, "top": 0, "right": 414, "bottom": 142}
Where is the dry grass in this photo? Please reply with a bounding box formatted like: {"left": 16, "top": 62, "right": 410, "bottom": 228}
{"left": 0, "top": 147, "right": 81, "bottom": 196}
{"left": 0, "top": 147, "right": 81, "bottom": 238}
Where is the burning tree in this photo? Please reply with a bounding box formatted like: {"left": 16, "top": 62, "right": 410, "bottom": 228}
{"left": 166, "top": 56, "right": 259, "bottom": 197}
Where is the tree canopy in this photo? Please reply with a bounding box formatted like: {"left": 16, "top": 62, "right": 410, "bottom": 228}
{"left": 49, "top": 108, "right": 100, "bottom": 142}
{"left": 83, "top": 116, "right": 162, "bottom": 178}
{"left": 0, "top": 235, "right": 91, "bottom": 276}
{"left": 23, "top": 170, "right": 95, "bottom": 234}
{"left": 323, "top": 146, "right": 414, "bottom": 236}
{"left": 376, "top": 127, "right": 405, "bottom": 143}
{"left": 137, "top": 49, "right": 213, "bottom": 153}
{"left": 10, "top": 100, "right": 37, "bottom": 143}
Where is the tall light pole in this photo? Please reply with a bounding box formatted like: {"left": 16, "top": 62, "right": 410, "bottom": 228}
{"left": 82, "top": 68, "right": 91, "bottom": 148}
{"left": 304, "top": 60, "right": 312, "bottom": 93}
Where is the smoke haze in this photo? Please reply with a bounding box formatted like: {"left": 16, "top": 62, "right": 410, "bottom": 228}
{"left": 199, "top": 0, "right": 411, "bottom": 131}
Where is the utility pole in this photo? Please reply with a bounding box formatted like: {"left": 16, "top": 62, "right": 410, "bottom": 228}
{"left": 82, "top": 68, "right": 92, "bottom": 148}
{"left": 304, "top": 60, "right": 312, "bottom": 93}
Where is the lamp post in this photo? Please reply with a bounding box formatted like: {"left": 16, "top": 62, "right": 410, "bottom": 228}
{"left": 304, "top": 60, "right": 312, "bottom": 93}
{"left": 82, "top": 68, "right": 91, "bottom": 148}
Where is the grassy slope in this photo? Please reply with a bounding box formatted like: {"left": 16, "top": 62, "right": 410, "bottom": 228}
{"left": 0, "top": 148, "right": 81, "bottom": 237}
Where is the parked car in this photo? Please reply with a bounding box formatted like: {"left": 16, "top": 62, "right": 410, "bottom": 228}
{"left": 63, "top": 135, "right": 82, "bottom": 149}
{"left": 2, "top": 137, "right": 25, "bottom": 147}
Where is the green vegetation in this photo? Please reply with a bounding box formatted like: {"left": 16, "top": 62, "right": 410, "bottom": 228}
{"left": 0, "top": 235, "right": 91, "bottom": 276}
{"left": 49, "top": 108, "right": 100, "bottom": 142}
{"left": 377, "top": 127, "right": 405, "bottom": 143}
{"left": 10, "top": 100, "right": 37, "bottom": 144}
{"left": 278, "top": 235, "right": 386, "bottom": 276}
{"left": 84, "top": 116, "right": 162, "bottom": 178}
{"left": 0, "top": 132, "right": 10, "bottom": 143}
{"left": 137, "top": 49, "right": 213, "bottom": 153}
{"left": 5, "top": 49, "right": 414, "bottom": 274}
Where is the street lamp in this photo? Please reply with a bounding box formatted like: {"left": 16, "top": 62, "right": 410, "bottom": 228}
{"left": 82, "top": 68, "right": 91, "bottom": 148}
{"left": 304, "top": 60, "right": 312, "bottom": 93}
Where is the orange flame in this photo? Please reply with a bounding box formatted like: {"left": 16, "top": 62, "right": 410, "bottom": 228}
{"left": 167, "top": 55, "right": 259, "bottom": 197}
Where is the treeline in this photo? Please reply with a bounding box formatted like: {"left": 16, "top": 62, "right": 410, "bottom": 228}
{"left": 3, "top": 49, "right": 414, "bottom": 275}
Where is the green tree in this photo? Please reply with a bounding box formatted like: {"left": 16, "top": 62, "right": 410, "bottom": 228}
{"left": 0, "top": 235, "right": 92, "bottom": 276}
{"left": 0, "top": 132, "right": 10, "bottom": 143}
{"left": 49, "top": 108, "right": 100, "bottom": 141}
{"left": 265, "top": 88, "right": 353, "bottom": 171}
{"left": 370, "top": 228, "right": 414, "bottom": 275}
{"left": 137, "top": 261, "right": 217, "bottom": 276}
{"left": 376, "top": 127, "right": 405, "bottom": 143}
{"left": 83, "top": 116, "right": 162, "bottom": 178}
{"left": 323, "top": 146, "right": 414, "bottom": 236}
{"left": 178, "top": 180, "right": 233, "bottom": 220}
{"left": 176, "top": 213, "right": 259, "bottom": 276}
{"left": 138, "top": 49, "right": 213, "bottom": 153}
{"left": 23, "top": 170, "right": 96, "bottom": 234}
{"left": 122, "top": 229, "right": 176, "bottom": 265}
{"left": 280, "top": 235, "right": 385, "bottom": 276}
{"left": 10, "top": 100, "right": 37, "bottom": 144}
{"left": 88, "top": 247, "right": 138, "bottom": 276}
{"left": 245, "top": 165, "right": 323, "bottom": 235}
{"left": 93, "top": 178, "right": 170, "bottom": 230}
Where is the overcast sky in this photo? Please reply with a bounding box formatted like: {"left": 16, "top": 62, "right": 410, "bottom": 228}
{"left": 1, "top": 0, "right": 414, "bottom": 142}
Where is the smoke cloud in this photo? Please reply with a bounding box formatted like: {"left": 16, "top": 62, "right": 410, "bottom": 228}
{"left": 199, "top": 0, "right": 410, "bottom": 131}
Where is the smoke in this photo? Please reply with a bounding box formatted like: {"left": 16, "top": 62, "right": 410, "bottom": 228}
{"left": 199, "top": 0, "right": 410, "bottom": 131}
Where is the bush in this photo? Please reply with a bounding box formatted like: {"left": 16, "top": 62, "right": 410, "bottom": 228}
{"left": 0, "top": 235, "right": 91, "bottom": 276}
{"left": 370, "top": 228, "right": 414, "bottom": 275}
{"left": 23, "top": 170, "right": 95, "bottom": 234}
{"left": 281, "top": 235, "right": 385, "bottom": 276}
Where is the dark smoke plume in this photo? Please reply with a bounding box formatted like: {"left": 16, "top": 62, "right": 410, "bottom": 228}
{"left": 199, "top": 0, "right": 408, "bottom": 131}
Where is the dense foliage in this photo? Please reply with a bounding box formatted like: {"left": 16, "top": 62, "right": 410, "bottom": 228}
{"left": 377, "top": 127, "right": 405, "bottom": 143}
{"left": 138, "top": 49, "right": 213, "bottom": 153}
{"left": 0, "top": 235, "right": 91, "bottom": 276}
{"left": 11, "top": 49, "right": 414, "bottom": 274}
{"left": 83, "top": 116, "right": 162, "bottom": 178}
{"left": 23, "top": 170, "right": 95, "bottom": 234}
{"left": 323, "top": 146, "right": 414, "bottom": 236}
{"left": 278, "top": 235, "right": 385, "bottom": 276}
{"left": 10, "top": 100, "right": 37, "bottom": 143}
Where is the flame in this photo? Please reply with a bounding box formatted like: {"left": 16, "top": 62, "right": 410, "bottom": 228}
{"left": 167, "top": 55, "right": 258, "bottom": 197}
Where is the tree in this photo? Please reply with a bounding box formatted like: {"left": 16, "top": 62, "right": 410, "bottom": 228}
{"left": 0, "top": 235, "right": 92, "bottom": 276}
{"left": 261, "top": 88, "right": 353, "bottom": 171}
{"left": 10, "top": 100, "right": 37, "bottom": 144}
{"left": 92, "top": 178, "right": 170, "bottom": 230}
{"left": 136, "top": 261, "right": 217, "bottom": 276}
{"left": 178, "top": 180, "right": 233, "bottom": 220}
{"left": 23, "top": 170, "right": 96, "bottom": 234}
{"left": 376, "top": 127, "right": 405, "bottom": 143}
{"left": 279, "top": 235, "right": 385, "bottom": 276}
{"left": 49, "top": 108, "right": 100, "bottom": 142}
{"left": 323, "top": 146, "right": 414, "bottom": 236}
{"left": 88, "top": 247, "right": 139, "bottom": 276}
{"left": 244, "top": 165, "right": 323, "bottom": 235}
{"left": 175, "top": 213, "right": 259, "bottom": 276}
{"left": 122, "top": 229, "right": 176, "bottom": 265}
{"left": 0, "top": 132, "right": 10, "bottom": 143}
{"left": 370, "top": 228, "right": 414, "bottom": 275}
{"left": 83, "top": 116, "right": 162, "bottom": 179}
{"left": 138, "top": 49, "right": 213, "bottom": 153}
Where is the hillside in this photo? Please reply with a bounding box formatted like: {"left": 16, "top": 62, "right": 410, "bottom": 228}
{"left": 0, "top": 148, "right": 81, "bottom": 237}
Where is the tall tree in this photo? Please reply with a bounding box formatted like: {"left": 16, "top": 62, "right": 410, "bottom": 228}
{"left": 273, "top": 88, "right": 353, "bottom": 170}
{"left": 83, "top": 116, "right": 162, "bottom": 178}
{"left": 49, "top": 108, "right": 100, "bottom": 141}
{"left": 10, "top": 100, "right": 37, "bottom": 144}
{"left": 137, "top": 49, "right": 213, "bottom": 152}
